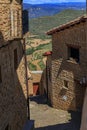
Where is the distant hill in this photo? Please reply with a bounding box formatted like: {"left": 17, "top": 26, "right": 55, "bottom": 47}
{"left": 29, "top": 9, "right": 85, "bottom": 39}
{"left": 26, "top": 9, "right": 85, "bottom": 70}
{"left": 23, "top": 3, "right": 86, "bottom": 19}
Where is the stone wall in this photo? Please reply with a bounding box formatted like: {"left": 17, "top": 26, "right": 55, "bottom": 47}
{"left": 80, "top": 87, "right": 87, "bottom": 130}
{"left": 0, "top": 0, "right": 27, "bottom": 130}
{"left": 40, "top": 55, "right": 52, "bottom": 99}
{"left": 46, "top": 55, "right": 52, "bottom": 102}
{"left": 40, "top": 69, "right": 47, "bottom": 96}
{"left": 0, "top": 40, "right": 27, "bottom": 130}
{"left": 0, "top": 0, "right": 22, "bottom": 45}
{"left": 50, "top": 21, "right": 87, "bottom": 110}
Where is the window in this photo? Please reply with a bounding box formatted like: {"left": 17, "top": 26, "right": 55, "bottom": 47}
{"left": 14, "top": 49, "right": 18, "bottom": 70}
{"left": 68, "top": 46, "right": 80, "bottom": 63}
{"left": 64, "top": 80, "right": 68, "bottom": 88}
{"left": 62, "top": 80, "right": 68, "bottom": 90}
{"left": 0, "top": 66, "right": 2, "bottom": 83}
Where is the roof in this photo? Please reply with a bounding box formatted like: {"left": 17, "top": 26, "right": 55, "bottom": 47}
{"left": 47, "top": 15, "right": 87, "bottom": 35}
{"left": 43, "top": 51, "right": 52, "bottom": 56}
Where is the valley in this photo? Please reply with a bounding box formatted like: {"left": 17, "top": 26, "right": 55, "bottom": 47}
{"left": 25, "top": 8, "right": 85, "bottom": 71}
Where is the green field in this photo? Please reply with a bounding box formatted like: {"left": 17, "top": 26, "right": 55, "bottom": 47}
{"left": 28, "top": 61, "right": 37, "bottom": 71}
{"left": 29, "top": 9, "right": 85, "bottom": 39}
{"left": 26, "top": 42, "right": 52, "bottom": 55}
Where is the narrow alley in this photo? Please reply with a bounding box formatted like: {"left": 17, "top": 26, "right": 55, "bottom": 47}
{"left": 30, "top": 96, "right": 81, "bottom": 130}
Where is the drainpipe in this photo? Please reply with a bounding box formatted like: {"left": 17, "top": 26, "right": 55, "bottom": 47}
{"left": 23, "top": 38, "right": 30, "bottom": 120}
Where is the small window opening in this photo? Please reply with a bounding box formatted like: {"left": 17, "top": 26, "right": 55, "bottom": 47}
{"left": 64, "top": 80, "right": 68, "bottom": 88}
{"left": 0, "top": 66, "right": 2, "bottom": 83}
{"left": 68, "top": 47, "right": 79, "bottom": 63}
{"left": 14, "top": 49, "right": 18, "bottom": 70}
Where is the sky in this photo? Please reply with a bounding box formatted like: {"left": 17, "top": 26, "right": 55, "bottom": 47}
{"left": 23, "top": 0, "right": 86, "bottom": 4}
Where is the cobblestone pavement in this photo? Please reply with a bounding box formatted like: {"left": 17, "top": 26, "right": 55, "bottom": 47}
{"left": 30, "top": 96, "right": 81, "bottom": 130}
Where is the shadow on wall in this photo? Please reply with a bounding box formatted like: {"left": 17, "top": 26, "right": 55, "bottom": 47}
{"left": 35, "top": 110, "right": 81, "bottom": 130}
{"left": 39, "top": 54, "right": 52, "bottom": 105}
{"left": 38, "top": 52, "right": 86, "bottom": 111}
{"left": 40, "top": 68, "right": 47, "bottom": 95}
{"left": 55, "top": 58, "right": 86, "bottom": 110}
{"left": 0, "top": 31, "right": 27, "bottom": 130}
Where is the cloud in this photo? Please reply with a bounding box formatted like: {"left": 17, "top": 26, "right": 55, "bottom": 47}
{"left": 23, "top": 0, "right": 85, "bottom": 4}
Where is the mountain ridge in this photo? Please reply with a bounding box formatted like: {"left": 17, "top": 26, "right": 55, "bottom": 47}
{"left": 23, "top": 2, "right": 86, "bottom": 19}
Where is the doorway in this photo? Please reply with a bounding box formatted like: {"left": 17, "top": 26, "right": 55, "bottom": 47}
{"left": 33, "top": 82, "right": 39, "bottom": 96}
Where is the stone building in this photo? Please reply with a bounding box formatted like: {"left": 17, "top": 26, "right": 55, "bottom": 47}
{"left": 0, "top": 0, "right": 28, "bottom": 130}
{"left": 46, "top": 16, "right": 87, "bottom": 111}
{"left": 42, "top": 51, "right": 52, "bottom": 100}
{"left": 28, "top": 71, "right": 43, "bottom": 96}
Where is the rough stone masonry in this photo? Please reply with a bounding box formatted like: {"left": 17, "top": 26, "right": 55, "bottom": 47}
{"left": 0, "top": 0, "right": 27, "bottom": 130}
{"left": 47, "top": 16, "right": 87, "bottom": 111}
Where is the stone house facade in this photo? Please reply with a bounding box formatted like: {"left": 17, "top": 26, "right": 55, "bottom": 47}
{"left": 47, "top": 16, "right": 87, "bottom": 111}
{"left": 0, "top": 0, "right": 28, "bottom": 130}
